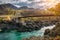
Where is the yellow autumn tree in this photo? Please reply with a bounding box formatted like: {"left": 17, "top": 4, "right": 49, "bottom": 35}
{"left": 48, "top": 3, "right": 60, "bottom": 16}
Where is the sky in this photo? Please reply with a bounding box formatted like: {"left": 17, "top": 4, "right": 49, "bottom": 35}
{"left": 0, "top": 0, "right": 60, "bottom": 9}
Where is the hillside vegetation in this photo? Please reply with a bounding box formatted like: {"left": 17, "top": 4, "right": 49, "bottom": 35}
{"left": 48, "top": 3, "right": 60, "bottom": 16}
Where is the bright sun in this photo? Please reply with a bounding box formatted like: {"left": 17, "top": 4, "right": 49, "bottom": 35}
{"left": 45, "top": 0, "right": 59, "bottom": 8}
{"left": 38, "top": 0, "right": 59, "bottom": 8}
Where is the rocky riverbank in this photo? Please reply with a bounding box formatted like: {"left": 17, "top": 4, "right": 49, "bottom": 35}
{"left": 23, "top": 23, "right": 60, "bottom": 40}
{"left": 23, "top": 36, "right": 42, "bottom": 40}
{"left": 0, "top": 19, "right": 57, "bottom": 32}
{"left": 0, "top": 19, "right": 60, "bottom": 40}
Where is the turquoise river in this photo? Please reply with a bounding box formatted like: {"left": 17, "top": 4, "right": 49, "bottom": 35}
{"left": 0, "top": 25, "right": 55, "bottom": 40}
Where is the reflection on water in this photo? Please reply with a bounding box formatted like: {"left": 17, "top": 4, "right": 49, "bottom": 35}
{"left": 0, "top": 25, "right": 55, "bottom": 40}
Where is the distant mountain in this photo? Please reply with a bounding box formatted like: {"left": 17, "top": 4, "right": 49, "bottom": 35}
{"left": 19, "top": 6, "right": 28, "bottom": 9}
{"left": 0, "top": 3, "right": 34, "bottom": 15}
{"left": 0, "top": 3, "right": 19, "bottom": 15}
{"left": 19, "top": 6, "right": 34, "bottom": 10}
{"left": 0, "top": 3, "right": 34, "bottom": 10}
{"left": 0, "top": 3, "right": 56, "bottom": 16}
{"left": 0, "top": 3, "right": 18, "bottom": 10}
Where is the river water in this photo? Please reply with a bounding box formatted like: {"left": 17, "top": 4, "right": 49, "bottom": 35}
{"left": 0, "top": 25, "right": 55, "bottom": 40}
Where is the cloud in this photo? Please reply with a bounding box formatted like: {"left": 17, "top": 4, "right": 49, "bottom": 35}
{"left": 0, "top": 0, "right": 60, "bottom": 9}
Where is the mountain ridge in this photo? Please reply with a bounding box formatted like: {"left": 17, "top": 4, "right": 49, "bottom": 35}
{"left": 0, "top": 3, "right": 34, "bottom": 10}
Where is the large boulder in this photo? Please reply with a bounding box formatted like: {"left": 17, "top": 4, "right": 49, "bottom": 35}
{"left": 44, "top": 23, "right": 60, "bottom": 37}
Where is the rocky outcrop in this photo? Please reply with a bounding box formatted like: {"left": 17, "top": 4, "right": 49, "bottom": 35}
{"left": 43, "top": 23, "right": 60, "bottom": 40}
{"left": 44, "top": 23, "right": 60, "bottom": 37}
{"left": 0, "top": 19, "right": 57, "bottom": 32}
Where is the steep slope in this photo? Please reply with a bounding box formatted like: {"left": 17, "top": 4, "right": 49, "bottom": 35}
{"left": 0, "top": 3, "right": 18, "bottom": 15}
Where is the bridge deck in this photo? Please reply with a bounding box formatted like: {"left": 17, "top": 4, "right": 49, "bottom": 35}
{"left": 0, "top": 15, "right": 60, "bottom": 18}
